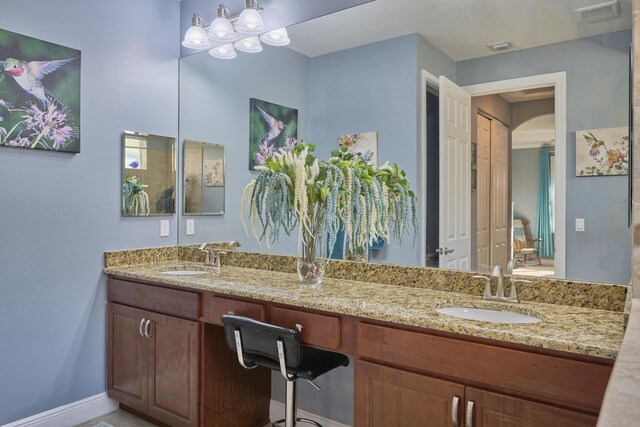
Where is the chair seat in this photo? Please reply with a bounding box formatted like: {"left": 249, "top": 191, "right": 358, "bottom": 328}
{"left": 245, "top": 345, "right": 350, "bottom": 381}
{"left": 520, "top": 248, "right": 538, "bottom": 254}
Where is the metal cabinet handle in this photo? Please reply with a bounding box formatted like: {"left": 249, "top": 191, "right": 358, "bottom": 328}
{"left": 295, "top": 323, "right": 303, "bottom": 332}
{"left": 465, "top": 400, "right": 475, "bottom": 427}
{"left": 144, "top": 319, "right": 151, "bottom": 338}
{"left": 451, "top": 396, "right": 460, "bottom": 427}
{"left": 139, "top": 318, "right": 146, "bottom": 337}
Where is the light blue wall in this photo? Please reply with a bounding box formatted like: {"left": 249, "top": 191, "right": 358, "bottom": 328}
{"left": 457, "top": 30, "right": 631, "bottom": 284}
{"left": 178, "top": 46, "right": 309, "bottom": 256}
{"left": 310, "top": 34, "right": 455, "bottom": 266}
{"left": 0, "top": 0, "right": 179, "bottom": 424}
{"left": 512, "top": 148, "right": 541, "bottom": 227}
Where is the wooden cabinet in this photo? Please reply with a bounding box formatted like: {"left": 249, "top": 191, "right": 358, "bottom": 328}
{"left": 202, "top": 294, "right": 265, "bottom": 326}
{"left": 108, "top": 302, "right": 199, "bottom": 427}
{"left": 465, "top": 388, "right": 597, "bottom": 427}
{"left": 271, "top": 306, "right": 341, "bottom": 350}
{"left": 355, "top": 361, "right": 464, "bottom": 427}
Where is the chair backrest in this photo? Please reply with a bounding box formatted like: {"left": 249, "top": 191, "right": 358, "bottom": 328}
{"left": 221, "top": 315, "right": 302, "bottom": 368}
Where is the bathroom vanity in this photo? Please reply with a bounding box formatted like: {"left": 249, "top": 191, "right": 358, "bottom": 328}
{"left": 104, "top": 249, "right": 625, "bottom": 427}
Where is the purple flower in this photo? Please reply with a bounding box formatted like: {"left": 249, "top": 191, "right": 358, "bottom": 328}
{"left": 254, "top": 140, "right": 276, "bottom": 165}
{"left": 283, "top": 137, "right": 298, "bottom": 152}
{"left": 22, "top": 103, "right": 76, "bottom": 150}
{"left": 589, "top": 147, "right": 600, "bottom": 158}
{"left": 6, "top": 137, "right": 29, "bottom": 147}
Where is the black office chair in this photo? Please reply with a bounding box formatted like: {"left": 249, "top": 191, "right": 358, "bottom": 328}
{"left": 221, "top": 315, "right": 350, "bottom": 427}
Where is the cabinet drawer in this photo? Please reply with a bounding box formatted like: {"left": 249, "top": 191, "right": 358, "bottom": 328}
{"left": 357, "top": 322, "right": 611, "bottom": 413}
{"left": 108, "top": 278, "right": 199, "bottom": 320}
{"left": 203, "top": 294, "right": 265, "bottom": 326}
{"left": 271, "top": 307, "right": 341, "bottom": 350}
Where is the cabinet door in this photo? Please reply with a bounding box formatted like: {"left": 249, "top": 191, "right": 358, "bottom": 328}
{"left": 107, "top": 303, "right": 148, "bottom": 413}
{"left": 146, "top": 311, "right": 199, "bottom": 427}
{"left": 355, "top": 361, "right": 465, "bottom": 427}
{"left": 466, "top": 388, "right": 598, "bottom": 427}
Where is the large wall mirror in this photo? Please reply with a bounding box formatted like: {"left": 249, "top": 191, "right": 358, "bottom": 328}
{"left": 183, "top": 140, "right": 225, "bottom": 215}
{"left": 122, "top": 131, "right": 176, "bottom": 217}
{"left": 177, "top": 0, "right": 632, "bottom": 285}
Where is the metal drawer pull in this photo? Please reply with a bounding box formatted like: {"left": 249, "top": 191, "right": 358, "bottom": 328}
{"left": 466, "top": 400, "right": 474, "bottom": 427}
{"left": 139, "top": 318, "right": 146, "bottom": 337}
{"left": 295, "top": 324, "right": 303, "bottom": 332}
{"left": 144, "top": 319, "right": 151, "bottom": 338}
{"left": 451, "top": 396, "right": 459, "bottom": 427}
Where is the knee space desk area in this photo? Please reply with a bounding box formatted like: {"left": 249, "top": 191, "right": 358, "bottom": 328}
{"left": 103, "top": 251, "right": 626, "bottom": 427}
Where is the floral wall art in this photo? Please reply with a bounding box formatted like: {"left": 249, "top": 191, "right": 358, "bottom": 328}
{"left": 204, "top": 159, "right": 224, "bottom": 187}
{"left": 0, "top": 27, "right": 81, "bottom": 153}
{"left": 249, "top": 98, "right": 298, "bottom": 170}
{"left": 338, "top": 131, "right": 378, "bottom": 165}
{"left": 576, "top": 127, "right": 628, "bottom": 176}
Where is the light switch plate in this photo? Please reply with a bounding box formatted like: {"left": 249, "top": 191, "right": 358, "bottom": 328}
{"left": 186, "top": 219, "right": 195, "bottom": 236}
{"left": 575, "top": 218, "right": 585, "bottom": 232}
{"left": 160, "top": 220, "right": 170, "bottom": 237}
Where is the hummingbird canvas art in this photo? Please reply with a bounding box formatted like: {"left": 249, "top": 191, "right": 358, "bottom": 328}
{"left": 249, "top": 98, "right": 298, "bottom": 170}
{"left": 0, "top": 27, "right": 81, "bottom": 153}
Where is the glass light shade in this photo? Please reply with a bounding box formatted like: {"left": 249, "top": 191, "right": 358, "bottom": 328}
{"left": 260, "top": 28, "right": 290, "bottom": 46}
{"left": 208, "top": 17, "right": 235, "bottom": 42}
{"left": 234, "top": 37, "right": 263, "bottom": 53}
{"left": 182, "top": 25, "right": 211, "bottom": 49}
{"left": 236, "top": 8, "right": 265, "bottom": 34}
{"left": 209, "top": 44, "right": 237, "bottom": 59}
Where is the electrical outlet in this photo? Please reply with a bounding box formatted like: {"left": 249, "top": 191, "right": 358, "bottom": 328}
{"left": 160, "top": 220, "right": 170, "bottom": 237}
{"left": 575, "top": 218, "right": 585, "bottom": 232}
{"left": 186, "top": 219, "right": 195, "bottom": 236}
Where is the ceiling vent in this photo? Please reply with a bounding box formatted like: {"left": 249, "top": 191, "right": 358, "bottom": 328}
{"left": 487, "top": 41, "right": 513, "bottom": 52}
{"left": 575, "top": 0, "right": 620, "bottom": 23}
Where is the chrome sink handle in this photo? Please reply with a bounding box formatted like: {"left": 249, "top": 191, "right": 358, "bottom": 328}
{"left": 509, "top": 278, "right": 532, "bottom": 303}
{"left": 199, "top": 243, "right": 211, "bottom": 265}
{"left": 472, "top": 275, "right": 492, "bottom": 299}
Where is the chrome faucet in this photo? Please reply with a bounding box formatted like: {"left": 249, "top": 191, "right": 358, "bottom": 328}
{"left": 472, "top": 261, "right": 530, "bottom": 303}
{"left": 199, "top": 243, "right": 227, "bottom": 267}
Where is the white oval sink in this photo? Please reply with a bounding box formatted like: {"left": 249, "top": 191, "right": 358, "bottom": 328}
{"left": 437, "top": 307, "right": 541, "bottom": 324}
{"left": 160, "top": 270, "right": 208, "bottom": 276}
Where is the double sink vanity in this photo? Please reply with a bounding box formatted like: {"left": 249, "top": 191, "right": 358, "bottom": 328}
{"left": 103, "top": 245, "right": 627, "bottom": 427}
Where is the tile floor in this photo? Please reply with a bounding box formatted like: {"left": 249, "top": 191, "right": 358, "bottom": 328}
{"left": 512, "top": 258, "right": 555, "bottom": 278}
{"left": 76, "top": 410, "right": 274, "bottom": 427}
{"left": 74, "top": 410, "right": 157, "bottom": 427}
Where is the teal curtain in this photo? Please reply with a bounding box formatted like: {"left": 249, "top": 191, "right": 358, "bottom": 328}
{"left": 536, "top": 148, "right": 554, "bottom": 257}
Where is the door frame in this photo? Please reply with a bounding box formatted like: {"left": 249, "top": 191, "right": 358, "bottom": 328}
{"left": 463, "top": 72, "right": 566, "bottom": 278}
{"left": 419, "top": 70, "right": 440, "bottom": 268}
{"left": 419, "top": 71, "right": 566, "bottom": 278}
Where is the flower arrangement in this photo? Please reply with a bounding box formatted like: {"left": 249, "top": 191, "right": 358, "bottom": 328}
{"left": 242, "top": 140, "right": 417, "bottom": 283}
{"left": 123, "top": 176, "right": 150, "bottom": 216}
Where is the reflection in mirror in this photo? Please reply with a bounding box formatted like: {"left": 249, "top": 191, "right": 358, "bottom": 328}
{"left": 178, "top": 1, "right": 632, "bottom": 285}
{"left": 183, "top": 140, "right": 225, "bottom": 215}
{"left": 122, "top": 131, "right": 176, "bottom": 217}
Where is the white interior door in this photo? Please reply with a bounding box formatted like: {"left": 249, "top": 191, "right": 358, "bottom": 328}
{"left": 490, "top": 119, "right": 509, "bottom": 269}
{"left": 438, "top": 76, "right": 471, "bottom": 270}
{"left": 476, "top": 114, "right": 491, "bottom": 272}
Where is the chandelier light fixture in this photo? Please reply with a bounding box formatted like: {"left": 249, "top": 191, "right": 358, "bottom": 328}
{"left": 182, "top": 0, "right": 290, "bottom": 60}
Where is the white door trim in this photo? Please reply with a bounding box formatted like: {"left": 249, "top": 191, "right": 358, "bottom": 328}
{"left": 419, "top": 69, "right": 441, "bottom": 267}
{"left": 3, "top": 392, "right": 118, "bottom": 427}
{"left": 463, "top": 72, "right": 567, "bottom": 278}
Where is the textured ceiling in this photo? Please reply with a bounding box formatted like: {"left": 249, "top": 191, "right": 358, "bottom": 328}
{"left": 287, "top": 0, "right": 632, "bottom": 60}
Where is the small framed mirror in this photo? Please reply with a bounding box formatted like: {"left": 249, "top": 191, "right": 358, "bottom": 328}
{"left": 122, "top": 131, "right": 176, "bottom": 217}
{"left": 183, "top": 140, "right": 225, "bottom": 215}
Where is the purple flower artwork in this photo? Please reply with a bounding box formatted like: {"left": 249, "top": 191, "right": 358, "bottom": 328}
{"left": 0, "top": 27, "right": 81, "bottom": 153}
{"left": 249, "top": 98, "right": 298, "bottom": 170}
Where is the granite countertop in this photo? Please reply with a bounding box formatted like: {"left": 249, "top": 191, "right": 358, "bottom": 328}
{"left": 596, "top": 299, "right": 640, "bottom": 426}
{"left": 104, "top": 261, "right": 624, "bottom": 360}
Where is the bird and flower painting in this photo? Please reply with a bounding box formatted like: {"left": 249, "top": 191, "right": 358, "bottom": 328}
{"left": 0, "top": 27, "right": 81, "bottom": 153}
{"left": 249, "top": 98, "right": 297, "bottom": 170}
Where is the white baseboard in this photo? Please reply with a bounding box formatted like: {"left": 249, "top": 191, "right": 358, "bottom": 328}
{"left": 3, "top": 392, "right": 119, "bottom": 427}
{"left": 269, "top": 400, "right": 351, "bottom": 427}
